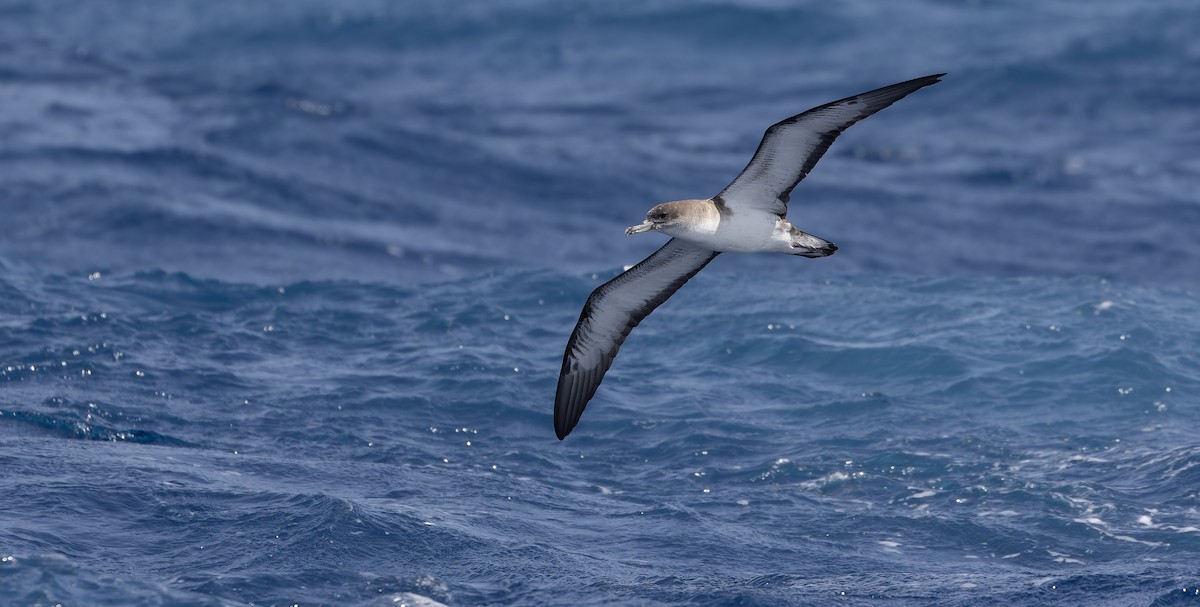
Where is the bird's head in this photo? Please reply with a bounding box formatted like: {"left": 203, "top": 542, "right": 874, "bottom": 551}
{"left": 625, "top": 201, "right": 693, "bottom": 236}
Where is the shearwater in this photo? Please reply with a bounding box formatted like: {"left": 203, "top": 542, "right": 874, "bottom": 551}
{"left": 554, "top": 74, "right": 944, "bottom": 440}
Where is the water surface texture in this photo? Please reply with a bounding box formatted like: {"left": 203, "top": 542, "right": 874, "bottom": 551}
{"left": 2, "top": 1, "right": 1199, "bottom": 605}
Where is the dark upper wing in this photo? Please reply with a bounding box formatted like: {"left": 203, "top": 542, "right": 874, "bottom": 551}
{"left": 554, "top": 238, "right": 719, "bottom": 440}
{"left": 715, "top": 74, "right": 944, "bottom": 217}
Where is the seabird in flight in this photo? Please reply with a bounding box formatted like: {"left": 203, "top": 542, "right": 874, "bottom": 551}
{"left": 554, "top": 74, "right": 944, "bottom": 440}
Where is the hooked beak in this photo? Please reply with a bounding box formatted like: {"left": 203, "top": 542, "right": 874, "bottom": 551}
{"left": 624, "top": 220, "right": 654, "bottom": 236}
{"left": 791, "top": 231, "right": 838, "bottom": 258}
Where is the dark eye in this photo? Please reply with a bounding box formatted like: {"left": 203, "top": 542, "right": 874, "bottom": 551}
{"left": 652, "top": 212, "right": 668, "bottom": 221}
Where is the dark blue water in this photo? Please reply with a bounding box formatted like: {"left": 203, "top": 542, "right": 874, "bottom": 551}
{"left": 2, "top": 1, "right": 1199, "bottom": 605}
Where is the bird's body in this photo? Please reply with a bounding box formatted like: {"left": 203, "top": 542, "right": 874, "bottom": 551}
{"left": 636, "top": 199, "right": 832, "bottom": 255}
{"left": 554, "top": 74, "right": 944, "bottom": 440}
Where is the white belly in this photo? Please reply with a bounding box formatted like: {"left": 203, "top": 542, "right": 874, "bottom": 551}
{"left": 674, "top": 215, "right": 787, "bottom": 253}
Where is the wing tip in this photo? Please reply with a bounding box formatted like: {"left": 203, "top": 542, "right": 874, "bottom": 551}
{"left": 882, "top": 73, "right": 946, "bottom": 93}
{"left": 554, "top": 407, "right": 572, "bottom": 440}
{"left": 897, "top": 73, "right": 946, "bottom": 90}
{"left": 554, "top": 377, "right": 582, "bottom": 441}
{"left": 914, "top": 73, "right": 947, "bottom": 89}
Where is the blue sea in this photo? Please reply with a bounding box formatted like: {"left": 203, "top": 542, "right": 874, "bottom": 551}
{"left": 2, "top": 1, "right": 1199, "bottom": 605}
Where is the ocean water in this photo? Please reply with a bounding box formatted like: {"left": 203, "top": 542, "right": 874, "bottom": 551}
{"left": 2, "top": 1, "right": 1199, "bottom": 605}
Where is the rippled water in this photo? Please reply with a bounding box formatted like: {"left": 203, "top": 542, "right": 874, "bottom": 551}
{"left": 2, "top": 1, "right": 1199, "bottom": 605}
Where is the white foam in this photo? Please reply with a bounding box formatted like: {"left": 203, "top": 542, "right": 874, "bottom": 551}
{"left": 392, "top": 593, "right": 450, "bottom": 607}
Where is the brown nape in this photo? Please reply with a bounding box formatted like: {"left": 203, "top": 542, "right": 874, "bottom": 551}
{"left": 656, "top": 199, "right": 720, "bottom": 229}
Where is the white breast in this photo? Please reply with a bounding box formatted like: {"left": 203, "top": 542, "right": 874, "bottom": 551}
{"left": 664, "top": 201, "right": 782, "bottom": 253}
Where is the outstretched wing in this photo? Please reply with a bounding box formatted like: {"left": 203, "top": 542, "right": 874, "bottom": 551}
{"left": 555, "top": 238, "right": 719, "bottom": 440}
{"left": 716, "top": 74, "right": 944, "bottom": 217}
